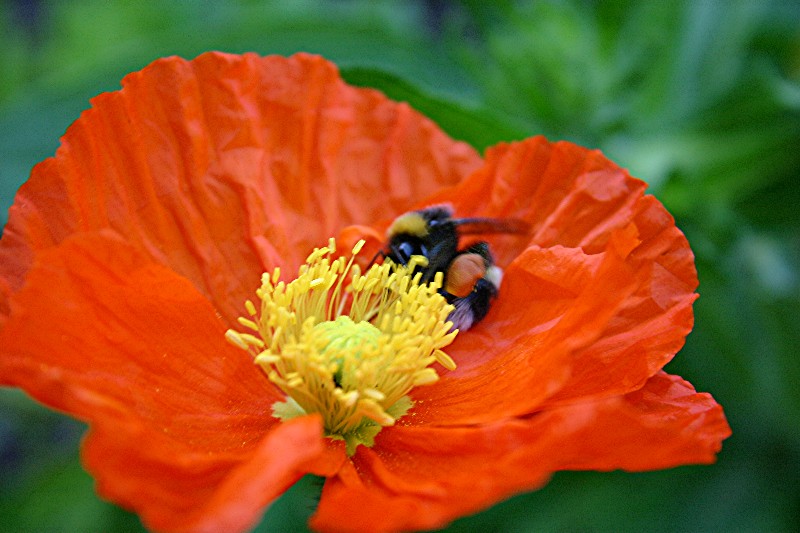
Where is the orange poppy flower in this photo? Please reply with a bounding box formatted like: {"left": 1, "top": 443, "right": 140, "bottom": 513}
{"left": 0, "top": 52, "right": 730, "bottom": 533}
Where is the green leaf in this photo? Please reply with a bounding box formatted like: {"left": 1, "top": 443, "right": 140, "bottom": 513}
{"left": 341, "top": 66, "right": 530, "bottom": 150}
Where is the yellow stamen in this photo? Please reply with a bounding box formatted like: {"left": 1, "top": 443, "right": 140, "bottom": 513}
{"left": 225, "top": 239, "right": 457, "bottom": 455}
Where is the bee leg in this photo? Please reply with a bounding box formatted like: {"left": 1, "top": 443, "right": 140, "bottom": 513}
{"left": 367, "top": 248, "right": 388, "bottom": 268}
{"left": 441, "top": 241, "right": 503, "bottom": 331}
{"left": 444, "top": 278, "right": 498, "bottom": 331}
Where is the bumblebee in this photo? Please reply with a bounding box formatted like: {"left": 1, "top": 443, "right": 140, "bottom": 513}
{"left": 379, "top": 205, "right": 528, "bottom": 331}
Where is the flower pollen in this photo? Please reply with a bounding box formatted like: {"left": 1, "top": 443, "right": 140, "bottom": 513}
{"left": 225, "top": 238, "right": 458, "bottom": 455}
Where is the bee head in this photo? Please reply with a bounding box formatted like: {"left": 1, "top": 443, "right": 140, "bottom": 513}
{"left": 387, "top": 212, "right": 429, "bottom": 239}
{"left": 387, "top": 205, "right": 455, "bottom": 238}
{"left": 385, "top": 205, "right": 459, "bottom": 274}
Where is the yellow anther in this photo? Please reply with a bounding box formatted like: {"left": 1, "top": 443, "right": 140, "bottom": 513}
{"left": 254, "top": 352, "right": 281, "bottom": 365}
{"left": 337, "top": 390, "right": 359, "bottom": 406}
{"left": 236, "top": 333, "right": 265, "bottom": 348}
{"left": 358, "top": 399, "right": 395, "bottom": 426}
{"left": 237, "top": 317, "right": 259, "bottom": 331}
{"left": 224, "top": 330, "right": 249, "bottom": 350}
{"left": 412, "top": 368, "right": 440, "bottom": 386}
{"left": 363, "top": 388, "right": 386, "bottom": 401}
{"left": 225, "top": 237, "right": 458, "bottom": 456}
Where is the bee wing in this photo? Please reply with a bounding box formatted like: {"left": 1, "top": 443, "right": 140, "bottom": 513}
{"left": 453, "top": 217, "right": 530, "bottom": 235}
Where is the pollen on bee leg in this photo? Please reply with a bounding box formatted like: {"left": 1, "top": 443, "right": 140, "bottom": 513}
{"left": 225, "top": 237, "right": 459, "bottom": 456}
{"left": 445, "top": 253, "right": 487, "bottom": 298}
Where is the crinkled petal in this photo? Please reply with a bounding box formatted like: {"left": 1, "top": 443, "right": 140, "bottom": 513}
{"left": 0, "top": 231, "right": 345, "bottom": 531}
{"left": 0, "top": 52, "right": 481, "bottom": 325}
{"left": 412, "top": 224, "right": 642, "bottom": 424}
{"left": 311, "top": 372, "right": 729, "bottom": 533}
{"left": 0, "top": 52, "right": 726, "bottom": 533}
{"left": 412, "top": 138, "right": 698, "bottom": 422}
{"left": 0, "top": 231, "right": 278, "bottom": 440}
{"left": 423, "top": 137, "right": 649, "bottom": 259}
{"left": 84, "top": 415, "right": 336, "bottom": 533}
{"left": 542, "top": 194, "right": 698, "bottom": 406}
{"left": 551, "top": 372, "right": 731, "bottom": 471}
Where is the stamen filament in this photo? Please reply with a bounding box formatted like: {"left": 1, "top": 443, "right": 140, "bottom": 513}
{"left": 225, "top": 238, "right": 457, "bottom": 455}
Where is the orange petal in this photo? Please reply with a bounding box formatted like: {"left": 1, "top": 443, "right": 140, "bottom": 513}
{"left": 411, "top": 224, "right": 644, "bottom": 425}
{"left": 0, "top": 52, "right": 481, "bottom": 325}
{"left": 551, "top": 372, "right": 731, "bottom": 471}
{"left": 84, "top": 415, "right": 335, "bottom": 533}
{"left": 0, "top": 231, "right": 339, "bottom": 531}
{"left": 422, "top": 137, "right": 649, "bottom": 266}
{"left": 335, "top": 224, "right": 385, "bottom": 270}
{"left": 542, "top": 195, "right": 699, "bottom": 406}
{"left": 412, "top": 138, "right": 698, "bottom": 417}
{"left": 310, "top": 372, "right": 729, "bottom": 533}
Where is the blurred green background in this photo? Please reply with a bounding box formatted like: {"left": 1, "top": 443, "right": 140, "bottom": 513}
{"left": 1, "top": 0, "right": 798, "bottom": 531}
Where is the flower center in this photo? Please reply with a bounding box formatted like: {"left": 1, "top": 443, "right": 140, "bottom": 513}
{"left": 225, "top": 238, "right": 458, "bottom": 455}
